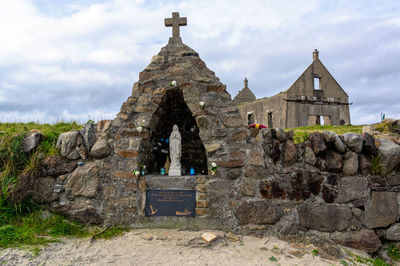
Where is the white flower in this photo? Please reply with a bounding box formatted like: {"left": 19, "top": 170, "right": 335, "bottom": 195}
{"left": 211, "top": 162, "right": 217, "bottom": 168}
{"left": 137, "top": 126, "right": 143, "bottom": 133}
{"left": 134, "top": 170, "right": 140, "bottom": 177}
{"left": 199, "top": 101, "right": 205, "bottom": 107}
{"left": 171, "top": 80, "right": 177, "bottom": 87}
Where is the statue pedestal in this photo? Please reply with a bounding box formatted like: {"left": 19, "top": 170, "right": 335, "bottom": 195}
{"left": 169, "top": 166, "right": 181, "bottom": 176}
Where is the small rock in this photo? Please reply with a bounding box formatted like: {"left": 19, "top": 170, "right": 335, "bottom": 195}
{"left": 201, "top": 232, "right": 217, "bottom": 243}
{"left": 334, "top": 134, "right": 346, "bottom": 153}
{"left": 283, "top": 139, "right": 297, "bottom": 166}
{"left": 91, "top": 138, "right": 111, "bottom": 159}
{"left": 384, "top": 223, "right": 400, "bottom": 241}
{"left": 352, "top": 208, "right": 362, "bottom": 218}
{"left": 142, "top": 234, "right": 153, "bottom": 241}
{"left": 56, "top": 131, "right": 80, "bottom": 157}
{"left": 227, "top": 232, "right": 239, "bottom": 242}
{"left": 274, "top": 128, "right": 287, "bottom": 142}
{"left": 304, "top": 146, "right": 317, "bottom": 165}
{"left": 342, "top": 151, "right": 359, "bottom": 176}
{"left": 309, "top": 132, "right": 326, "bottom": 155}
{"left": 377, "top": 138, "right": 400, "bottom": 175}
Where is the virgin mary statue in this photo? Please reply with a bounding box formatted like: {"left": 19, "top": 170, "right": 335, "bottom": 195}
{"left": 169, "top": 124, "right": 181, "bottom": 176}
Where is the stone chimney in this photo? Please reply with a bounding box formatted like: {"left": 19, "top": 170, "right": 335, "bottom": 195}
{"left": 313, "top": 49, "right": 319, "bottom": 61}
{"left": 244, "top": 78, "right": 248, "bottom": 88}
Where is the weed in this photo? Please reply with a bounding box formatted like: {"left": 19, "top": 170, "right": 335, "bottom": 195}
{"left": 371, "top": 156, "right": 383, "bottom": 176}
{"left": 268, "top": 256, "right": 278, "bottom": 262}
{"left": 339, "top": 260, "right": 348, "bottom": 266}
{"left": 92, "top": 226, "right": 129, "bottom": 240}
{"left": 311, "top": 249, "right": 318, "bottom": 257}
{"left": 385, "top": 243, "right": 400, "bottom": 261}
{"left": 273, "top": 245, "right": 279, "bottom": 250}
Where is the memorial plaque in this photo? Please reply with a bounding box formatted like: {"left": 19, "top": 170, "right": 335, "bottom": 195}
{"left": 145, "top": 189, "right": 196, "bottom": 217}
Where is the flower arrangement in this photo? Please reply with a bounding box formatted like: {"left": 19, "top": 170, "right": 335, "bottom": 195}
{"left": 170, "top": 80, "right": 177, "bottom": 87}
{"left": 210, "top": 162, "right": 218, "bottom": 175}
{"left": 199, "top": 101, "right": 205, "bottom": 110}
{"left": 133, "top": 169, "right": 140, "bottom": 177}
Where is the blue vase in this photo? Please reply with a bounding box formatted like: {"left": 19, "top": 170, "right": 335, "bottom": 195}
{"left": 190, "top": 167, "right": 195, "bottom": 176}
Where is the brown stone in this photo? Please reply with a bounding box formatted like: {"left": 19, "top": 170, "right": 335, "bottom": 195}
{"left": 196, "top": 184, "right": 208, "bottom": 193}
{"left": 249, "top": 149, "right": 264, "bottom": 167}
{"left": 283, "top": 139, "right": 297, "bottom": 166}
{"left": 324, "top": 150, "right": 342, "bottom": 172}
{"left": 138, "top": 180, "right": 147, "bottom": 192}
{"left": 234, "top": 200, "right": 280, "bottom": 225}
{"left": 226, "top": 168, "right": 243, "bottom": 180}
{"left": 358, "top": 154, "right": 372, "bottom": 176}
{"left": 41, "top": 155, "right": 77, "bottom": 176}
{"left": 362, "top": 132, "right": 377, "bottom": 155}
{"left": 270, "top": 139, "right": 281, "bottom": 162}
{"left": 112, "top": 172, "right": 134, "bottom": 179}
{"left": 363, "top": 191, "right": 398, "bottom": 229}
{"left": 196, "top": 176, "right": 207, "bottom": 184}
{"left": 206, "top": 84, "right": 226, "bottom": 92}
{"left": 196, "top": 208, "right": 207, "bottom": 215}
{"left": 196, "top": 201, "right": 208, "bottom": 208}
{"left": 309, "top": 132, "right": 326, "bottom": 155}
{"left": 222, "top": 114, "right": 243, "bottom": 127}
{"left": 259, "top": 179, "right": 285, "bottom": 199}
{"left": 117, "top": 150, "right": 139, "bottom": 158}
{"left": 196, "top": 192, "right": 207, "bottom": 201}
{"left": 239, "top": 178, "right": 257, "bottom": 197}
{"left": 32, "top": 177, "right": 58, "bottom": 203}
{"left": 125, "top": 182, "right": 137, "bottom": 191}
{"left": 103, "top": 185, "right": 117, "bottom": 198}
{"left": 65, "top": 161, "right": 100, "bottom": 198}
{"left": 331, "top": 229, "right": 381, "bottom": 253}
{"left": 322, "top": 184, "right": 337, "bottom": 203}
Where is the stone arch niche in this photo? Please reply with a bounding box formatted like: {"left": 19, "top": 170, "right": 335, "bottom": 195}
{"left": 145, "top": 87, "right": 208, "bottom": 175}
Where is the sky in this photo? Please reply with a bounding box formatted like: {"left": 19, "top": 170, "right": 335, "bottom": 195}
{"left": 0, "top": 0, "right": 399, "bottom": 125}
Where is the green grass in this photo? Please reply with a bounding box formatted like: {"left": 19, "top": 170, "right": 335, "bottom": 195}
{"left": 345, "top": 249, "right": 389, "bottom": 266}
{"left": 386, "top": 243, "right": 400, "bottom": 262}
{"left": 288, "top": 124, "right": 364, "bottom": 144}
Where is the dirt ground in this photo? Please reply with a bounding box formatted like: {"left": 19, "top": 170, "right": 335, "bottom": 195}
{"left": 0, "top": 228, "right": 364, "bottom": 265}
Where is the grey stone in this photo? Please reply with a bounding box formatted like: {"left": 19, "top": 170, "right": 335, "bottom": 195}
{"left": 23, "top": 132, "right": 42, "bottom": 152}
{"left": 342, "top": 151, "right": 359, "bottom": 176}
{"left": 239, "top": 178, "right": 256, "bottom": 197}
{"left": 363, "top": 191, "right": 398, "bottom": 229}
{"left": 324, "top": 150, "right": 342, "bottom": 172}
{"left": 91, "top": 138, "right": 111, "bottom": 159}
{"left": 260, "top": 128, "right": 273, "bottom": 144}
{"left": 41, "top": 155, "right": 77, "bottom": 176}
{"left": 358, "top": 154, "right": 372, "bottom": 176}
{"left": 146, "top": 175, "right": 196, "bottom": 189}
{"left": 331, "top": 229, "right": 381, "bottom": 253}
{"left": 362, "top": 132, "right": 377, "bottom": 155}
{"left": 67, "top": 149, "right": 81, "bottom": 160}
{"left": 377, "top": 138, "right": 400, "bottom": 174}
{"left": 304, "top": 146, "right": 317, "bottom": 165}
{"left": 56, "top": 131, "right": 79, "bottom": 157}
{"left": 274, "top": 208, "right": 299, "bottom": 236}
{"left": 80, "top": 123, "right": 97, "bottom": 153}
{"left": 65, "top": 161, "right": 100, "bottom": 198}
{"left": 343, "top": 133, "right": 363, "bottom": 153}
{"left": 322, "top": 131, "right": 336, "bottom": 143}
{"left": 387, "top": 175, "right": 400, "bottom": 186}
{"left": 274, "top": 128, "right": 287, "bottom": 142}
{"left": 385, "top": 223, "right": 400, "bottom": 241}
{"left": 32, "top": 177, "right": 58, "bottom": 203}
{"left": 334, "top": 134, "right": 346, "bottom": 153}
{"left": 352, "top": 207, "right": 362, "bottom": 218}
{"left": 298, "top": 203, "right": 352, "bottom": 232}
{"left": 337, "top": 176, "right": 368, "bottom": 203}
{"left": 234, "top": 200, "right": 280, "bottom": 225}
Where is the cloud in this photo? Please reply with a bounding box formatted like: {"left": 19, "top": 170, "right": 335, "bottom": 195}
{"left": 0, "top": 0, "right": 399, "bottom": 125}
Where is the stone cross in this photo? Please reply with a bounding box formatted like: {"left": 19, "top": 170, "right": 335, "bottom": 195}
{"left": 244, "top": 78, "right": 248, "bottom": 88}
{"left": 164, "top": 12, "right": 187, "bottom": 39}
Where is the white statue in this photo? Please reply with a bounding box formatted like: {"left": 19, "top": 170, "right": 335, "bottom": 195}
{"left": 169, "top": 124, "right": 182, "bottom": 176}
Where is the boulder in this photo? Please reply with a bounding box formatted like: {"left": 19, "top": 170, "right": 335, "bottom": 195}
{"left": 298, "top": 203, "right": 352, "bottom": 232}
{"left": 65, "top": 161, "right": 100, "bottom": 198}
{"left": 362, "top": 133, "right": 377, "bottom": 155}
{"left": 91, "top": 138, "right": 111, "bottom": 159}
{"left": 23, "top": 132, "right": 42, "bottom": 152}
{"left": 80, "top": 123, "right": 97, "bottom": 152}
{"left": 385, "top": 223, "right": 400, "bottom": 241}
{"left": 336, "top": 176, "right": 368, "bottom": 203}
{"left": 342, "top": 151, "right": 359, "bottom": 176}
{"left": 273, "top": 128, "right": 287, "bottom": 142}
{"left": 343, "top": 133, "right": 363, "bottom": 153}
{"left": 324, "top": 150, "right": 342, "bottom": 172}
{"left": 377, "top": 138, "right": 400, "bottom": 174}
{"left": 334, "top": 134, "right": 346, "bottom": 153}
{"left": 309, "top": 132, "right": 326, "bottom": 155}
{"left": 283, "top": 139, "right": 297, "bottom": 166}
{"left": 56, "top": 131, "right": 79, "bottom": 157}
{"left": 304, "top": 146, "right": 316, "bottom": 165}
{"left": 234, "top": 200, "right": 280, "bottom": 225}
{"left": 32, "top": 177, "right": 58, "bottom": 203}
{"left": 331, "top": 229, "right": 382, "bottom": 253}
{"left": 322, "top": 131, "right": 336, "bottom": 143}
{"left": 363, "top": 191, "right": 398, "bottom": 229}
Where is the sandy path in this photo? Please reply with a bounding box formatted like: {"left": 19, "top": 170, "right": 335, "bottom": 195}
{"left": 0, "top": 229, "right": 343, "bottom": 265}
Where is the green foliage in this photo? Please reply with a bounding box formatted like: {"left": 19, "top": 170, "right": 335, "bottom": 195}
{"left": 371, "top": 156, "right": 383, "bottom": 176}
{"left": 289, "top": 124, "right": 363, "bottom": 144}
{"left": 345, "top": 249, "right": 389, "bottom": 266}
{"left": 386, "top": 243, "right": 400, "bottom": 261}
{"left": 340, "top": 260, "right": 348, "bottom": 266}
{"left": 311, "top": 249, "right": 319, "bottom": 257}
{"left": 92, "top": 226, "right": 129, "bottom": 240}
{"left": 268, "top": 256, "right": 278, "bottom": 262}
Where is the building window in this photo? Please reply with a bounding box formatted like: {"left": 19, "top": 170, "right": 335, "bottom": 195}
{"left": 314, "top": 77, "right": 321, "bottom": 90}
{"left": 247, "top": 113, "right": 254, "bottom": 126}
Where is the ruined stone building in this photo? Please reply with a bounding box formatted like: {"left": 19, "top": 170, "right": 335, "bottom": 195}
{"left": 235, "top": 49, "right": 351, "bottom": 128}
